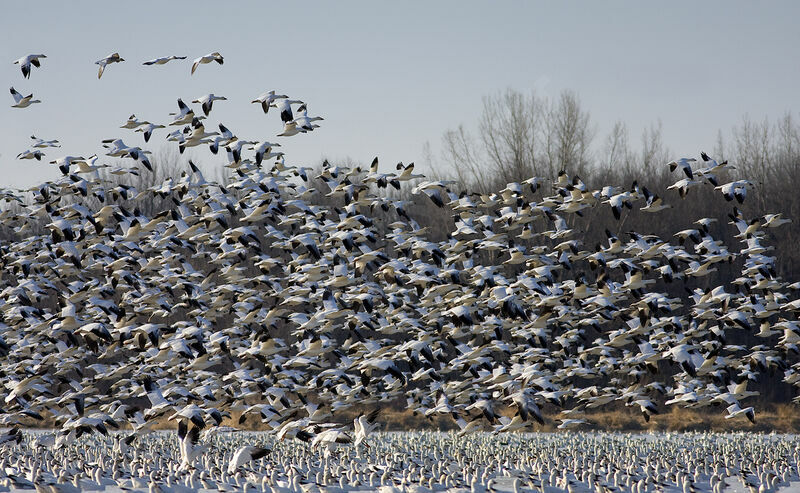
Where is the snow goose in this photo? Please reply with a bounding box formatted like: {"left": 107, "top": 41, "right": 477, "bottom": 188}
{"left": 9, "top": 87, "right": 41, "bottom": 108}
{"left": 30, "top": 135, "right": 60, "bottom": 147}
{"left": 640, "top": 187, "right": 671, "bottom": 213}
{"left": 49, "top": 155, "right": 87, "bottom": 175}
{"left": 227, "top": 446, "right": 271, "bottom": 474}
{"left": 191, "top": 93, "right": 227, "bottom": 116}
{"left": 134, "top": 122, "right": 165, "bottom": 142}
{"left": 95, "top": 52, "right": 124, "bottom": 79}
{"left": 252, "top": 90, "right": 288, "bottom": 113}
{"left": 13, "top": 54, "right": 46, "bottom": 79}
{"left": 353, "top": 408, "right": 381, "bottom": 448}
{"left": 120, "top": 114, "right": 150, "bottom": 130}
{"left": 271, "top": 98, "right": 304, "bottom": 123}
{"left": 715, "top": 180, "right": 755, "bottom": 203}
{"left": 277, "top": 121, "right": 303, "bottom": 137}
{"left": 293, "top": 104, "right": 323, "bottom": 131}
{"left": 16, "top": 149, "right": 45, "bottom": 160}
{"left": 169, "top": 98, "right": 196, "bottom": 126}
{"left": 725, "top": 403, "right": 755, "bottom": 423}
{"left": 666, "top": 157, "right": 695, "bottom": 179}
{"left": 142, "top": 55, "right": 187, "bottom": 65}
{"left": 251, "top": 141, "right": 282, "bottom": 165}
{"left": 396, "top": 162, "right": 424, "bottom": 181}
{"left": 177, "top": 421, "right": 208, "bottom": 470}
{"left": 666, "top": 177, "right": 702, "bottom": 199}
{"left": 191, "top": 52, "right": 223, "bottom": 74}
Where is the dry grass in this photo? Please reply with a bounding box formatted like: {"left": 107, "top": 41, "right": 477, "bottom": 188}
{"left": 16, "top": 402, "right": 800, "bottom": 433}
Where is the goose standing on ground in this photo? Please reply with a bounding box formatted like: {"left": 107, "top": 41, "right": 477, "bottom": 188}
{"left": 95, "top": 52, "right": 124, "bottom": 79}
{"left": 13, "top": 54, "right": 46, "bottom": 79}
{"left": 191, "top": 52, "right": 223, "bottom": 74}
{"left": 142, "top": 55, "right": 187, "bottom": 65}
{"left": 9, "top": 87, "right": 41, "bottom": 108}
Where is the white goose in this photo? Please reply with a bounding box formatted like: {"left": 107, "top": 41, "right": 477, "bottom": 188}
{"left": 9, "top": 87, "right": 41, "bottom": 108}
{"left": 142, "top": 55, "right": 187, "bottom": 65}
{"left": 191, "top": 93, "right": 227, "bottom": 116}
{"left": 95, "top": 52, "right": 124, "bottom": 79}
{"left": 191, "top": 52, "right": 223, "bottom": 75}
{"left": 252, "top": 90, "right": 288, "bottom": 114}
{"left": 13, "top": 54, "right": 46, "bottom": 79}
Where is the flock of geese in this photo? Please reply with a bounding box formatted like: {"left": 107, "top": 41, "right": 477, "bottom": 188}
{"left": 4, "top": 430, "right": 800, "bottom": 493}
{"left": 2, "top": 49, "right": 800, "bottom": 491}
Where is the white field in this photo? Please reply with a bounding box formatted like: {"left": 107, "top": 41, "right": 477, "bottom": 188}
{"left": 3, "top": 430, "right": 800, "bottom": 492}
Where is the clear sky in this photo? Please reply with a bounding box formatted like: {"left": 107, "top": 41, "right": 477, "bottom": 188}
{"left": 2, "top": 1, "right": 799, "bottom": 189}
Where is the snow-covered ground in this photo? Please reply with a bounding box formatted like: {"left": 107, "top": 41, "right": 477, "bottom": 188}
{"left": 3, "top": 430, "right": 800, "bottom": 492}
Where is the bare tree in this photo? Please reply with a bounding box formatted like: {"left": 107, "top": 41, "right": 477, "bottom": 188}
{"left": 439, "top": 89, "right": 594, "bottom": 191}
{"left": 544, "top": 90, "right": 594, "bottom": 176}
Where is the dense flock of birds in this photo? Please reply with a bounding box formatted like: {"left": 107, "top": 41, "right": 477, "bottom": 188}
{"left": 4, "top": 430, "right": 800, "bottom": 493}
{"left": 2, "top": 50, "right": 800, "bottom": 491}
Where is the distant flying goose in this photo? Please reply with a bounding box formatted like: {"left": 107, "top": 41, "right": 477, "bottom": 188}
{"left": 251, "top": 141, "right": 281, "bottom": 165}
{"left": 14, "top": 54, "right": 46, "bottom": 79}
{"left": 169, "top": 98, "right": 195, "bottom": 126}
{"left": 134, "top": 122, "right": 165, "bottom": 142}
{"left": 271, "top": 99, "right": 304, "bottom": 123}
{"left": 95, "top": 52, "right": 124, "bottom": 79}
{"left": 396, "top": 162, "right": 424, "bottom": 181}
{"left": 17, "top": 149, "right": 45, "bottom": 160}
{"left": 762, "top": 213, "right": 792, "bottom": 228}
{"left": 191, "top": 52, "right": 223, "bottom": 74}
{"left": 30, "top": 135, "right": 60, "bottom": 148}
{"left": 50, "top": 155, "right": 87, "bottom": 175}
{"left": 9, "top": 87, "right": 41, "bottom": 108}
{"left": 142, "top": 55, "right": 187, "bottom": 65}
{"left": 120, "top": 114, "right": 148, "bottom": 129}
{"left": 252, "top": 90, "right": 288, "bottom": 114}
{"left": 277, "top": 121, "right": 302, "bottom": 137}
{"left": 293, "top": 105, "right": 324, "bottom": 131}
{"left": 667, "top": 157, "right": 695, "bottom": 179}
{"left": 191, "top": 93, "right": 227, "bottom": 116}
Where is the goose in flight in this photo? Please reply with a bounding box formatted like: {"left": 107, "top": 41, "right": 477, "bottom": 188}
{"left": 9, "top": 87, "right": 41, "bottom": 108}
{"left": 13, "top": 54, "right": 46, "bottom": 79}
{"left": 120, "top": 114, "right": 148, "bottom": 129}
{"left": 227, "top": 446, "right": 271, "bottom": 474}
{"left": 667, "top": 157, "right": 695, "bottom": 179}
{"left": 252, "top": 90, "right": 288, "bottom": 114}
{"left": 271, "top": 98, "right": 304, "bottom": 123}
{"left": 30, "top": 135, "right": 60, "bottom": 148}
{"left": 191, "top": 52, "right": 223, "bottom": 75}
{"left": 134, "top": 122, "right": 165, "bottom": 142}
{"left": 169, "top": 98, "right": 196, "bottom": 126}
{"left": 293, "top": 104, "right": 324, "bottom": 131}
{"left": 353, "top": 408, "right": 381, "bottom": 448}
{"left": 95, "top": 52, "right": 124, "bottom": 79}
{"left": 17, "top": 149, "right": 45, "bottom": 160}
{"left": 142, "top": 55, "right": 187, "bottom": 65}
{"left": 191, "top": 93, "right": 227, "bottom": 116}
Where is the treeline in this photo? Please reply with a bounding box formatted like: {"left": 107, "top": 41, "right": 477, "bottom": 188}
{"left": 410, "top": 89, "right": 800, "bottom": 404}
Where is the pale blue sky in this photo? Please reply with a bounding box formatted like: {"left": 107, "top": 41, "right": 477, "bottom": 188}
{"left": 2, "top": 1, "right": 799, "bottom": 188}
